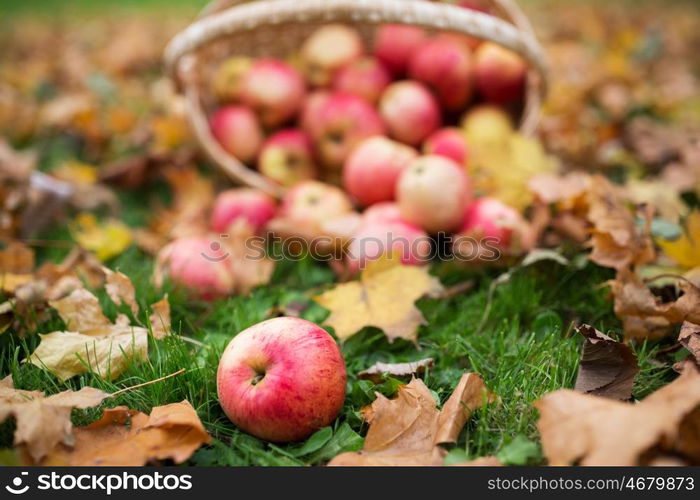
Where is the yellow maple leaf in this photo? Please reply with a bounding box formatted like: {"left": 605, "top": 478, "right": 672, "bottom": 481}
{"left": 468, "top": 132, "right": 559, "bottom": 211}
{"left": 657, "top": 211, "right": 700, "bottom": 270}
{"left": 71, "top": 213, "right": 132, "bottom": 261}
{"left": 314, "top": 255, "right": 444, "bottom": 344}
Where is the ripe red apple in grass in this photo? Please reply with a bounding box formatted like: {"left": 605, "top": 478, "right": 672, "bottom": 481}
{"left": 303, "top": 92, "right": 385, "bottom": 169}
{"left": 458, "top": 197, "right": 524, "bottom": 248}
{"left": 474, "top": 42, "right": 527, "bottom": 105}
{"left": 346, "top": 219, "right": 431, "bottom": 274}
{"left": 332, "top": 56, "right": 391, "bottom": 104}
{"left": 210, "top": 188, "right": 277, "bottom": 234}
{"left": 423, "top": 127, "right": 470, "bottom": 165}
{"left": 210, "top": 105, "right": 264, "bottom": 164}
{"left": 156, "top": 236, "right": 234, "bottom": 300}
{"left": 301, "top": 24, "right": 364, "bottom": 87}
{"left": 280, "top": 180, "right": 353, "bottom": 226}
{"left": 240, "top": 59, "right": 306, "bottom": 128}
{"left": 396, "top": 155, "right": 472, "bottom": 233}
{"left": 408, "top": 35, "right": 475, "bottom": 111}
{"left": 217, "top": 317, "right": 347, "bottom": 442}
{"left": 373, "top": 24, "right": 427, "bottom": 76}
{"left": 258, "top": 129, "right": 317, "bottom": 187}
{"left": 212, "top": 56, "right": 253, "bottom": 103}
{"left": 379, "top": 81, "right": 441, "bottom": 146}
{"left": 343, "top": 136, "right": 417, "bottom": 207}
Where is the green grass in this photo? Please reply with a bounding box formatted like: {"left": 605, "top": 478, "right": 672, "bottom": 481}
{"left": 0, "top": 212, "right": 679, "bottom": 465}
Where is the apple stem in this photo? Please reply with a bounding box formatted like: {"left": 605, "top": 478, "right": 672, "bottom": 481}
{"left": 251, "top": 373, "right": 265, "bottom": 385}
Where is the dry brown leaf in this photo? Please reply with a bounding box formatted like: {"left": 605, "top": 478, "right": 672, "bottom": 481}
{"left": 528, "top": 172, "right": 590, "bottom": 208}
{"left": 0, "top": 241, "right": 35, "bottom": 273}
{"left": 574, "top": 324, "right": 639, "bottom": 400}
{"left": 39, "top": 401, "right": 211, "bottom": 466}
{"left": 358, "top": 358, "right": 435, "bottom": 384}
{"left": 103, "top": 267, "right": 139, "bottom": 316}
{"left": 149, "top": 295, "right": 171, "bottom": 340}
{"left": 610, "top": 270, "right": 700, "bottom": 341}
{"left": 679, "top": 321, "right": 700, "bottom": 367}
{"left": 536, "top": 365, "right": 700, "bottom": 465}
{"left": 29, "top": 288, "right": 148, "bottom": 381}
{"left": 0, "top": 376, "right": 109, "bottom": 463}
{"left": 329, "top": 374, "right": 495, "bottom": 466}
{"left": 223, "top": 220, "right": 275, "bottom": 295}
{"left": 587, "top": 175, "right": 655, "bottom": 270}
{"left": 314, "top": 256, "right": 444, "bottom": 344}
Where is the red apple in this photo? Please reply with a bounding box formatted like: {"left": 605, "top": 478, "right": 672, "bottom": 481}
{"left": 156, "top": 236, "right": 234, "bottom": 300}
{"left": 210, "top": 105, "right": 264, "bottom": 164}
{"left": 361, "top": 201, "right": 404, "bottom": 225}
{"left": 301, "top": 24, "right": 364, "bottom": 87}
{"left": 373, "top": 24, "right": 427, "bottom": 76}
{"left": 240, "top": 59, "right": 306, "bottom": 128}
{"left": 332, "top": 56, "right": 391, "bottom": 104}
{"left": 474, "top": 42, "right": 527, "bottom": 105}
{"left": 212, "top": 56, "right": 253, "bottom": 103}
{"left": 423, "top": 127, "right": 469, "bottom": 165}
{"left": 461, "top": 104, "right": 513, "bottom": 144}
{"left": 299, "top": 90, "right": 330, "bottom": 133}
{"left": 346, "top": 219, "right": 431, "bottom": 273}
{"left": 217, "top": 317, "right": 346, "bottom": 442}
{"left": 408, "top": 35, "right": 474, "bottom": 111}
{"left": 280, "top": 180, "right": 353, "bottom": 226}
{"left": 396, "top": 155, "right": 472, "bottom": 233}
{"left": 343, "top": 136, "right": 417, "bottom": 207}
{"left": 304, "top": 92, "right": 385, "bottom": 169}
{"left": 210, "top": 188, "right": 277, "bottom": 234}
{"left": 458, "top": 197, "right": 523, "bottom": 248}
{"left": 379, "top": 81, "right": 441, "bottom": 146}
{"left": 258, "top": 129, "right": 317, "bottom": 187}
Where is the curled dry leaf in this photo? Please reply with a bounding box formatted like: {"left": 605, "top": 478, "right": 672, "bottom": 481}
{"left": 328, "top": 374, "right": 495, "bottom": 466}
{"left": 358, "top": 358, "right": 435, "bottom": 384}
{"left": 678, "top": 321, "right": 700, "bottom": 368}
{"left": 574, "top": 324, "right": 639, "bottom": 400}
{"left": 314, "top": 256, "right": 444, "bottom": 344}
{"left": 103, "top": 267, "right": 139, "bottom": 317}
{"left": 28, "top": 288, "right": 149, "bottom": 381}
{"left": 610, "top": 269, "right": 700, "bottom": 341}
{"left": 586, "top": 175, "right": 655, "bottom": 271}
{"left": 536, "top": 364, "right": 700, "bottom": 465}
{"left": 149, "top": 294, "right": 171, "bottom": 340}
{"left": 0, "top": 376, "right": 109, "bottom": 463}
{"left": 38, "top": 401, "right": 211, "bottom": 466}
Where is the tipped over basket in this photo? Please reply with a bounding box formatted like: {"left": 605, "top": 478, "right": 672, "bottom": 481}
{"left": 165, "top": 0, "right": 548, "bottom": 198}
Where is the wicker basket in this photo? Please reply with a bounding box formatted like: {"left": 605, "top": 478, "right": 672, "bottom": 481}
{"left": 165, "top": 0, "right": 548, "bottom": 198}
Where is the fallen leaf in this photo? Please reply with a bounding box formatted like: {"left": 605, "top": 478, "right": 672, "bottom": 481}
{"left": 328, "top": 374, "right": 495, "bottom": 466}
{"left": 28, "top": 288, "right": 149, "bottom": 380}
{"left": 39, "top": 401, "right": 211, "bottom": 466}
{"left": 0, "top": 376, "right": 109, "bottom": 463}
{"left": 223, "top": 220, "right": 275, "bottom": 295}
{"left": 536, "top": 364, "right": 700, "bottom": 465}
{"left": 0, "top": 241, "right": 35, "bottom": 273}
{"left": 149, "top": 295, "right": 171, "bottom": 340}
{"left": 71, "top": 213, "right": 132, "bottom": 261}
{"left": 610, "top": 270, "right": 700, "bottom": 341}
{"left": 103, "top": 267, "right": 139, "bottom": 316}
{"left": 314, "top": 256, "right": 444, "bottom": 344}
{"left": 679, "top": 321, "right": 700, "bottom": 367}
{"left": 358, "top": 358, "right": 435, "bottom": 384}
{"left": 574, "top": 324, "right": 639, "bottom": 400}
{"left": 587, "top": 175, "right": 655, "bottom": 270}
{"left": 658, "top": 210, "right": 700, "bottom": 270}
